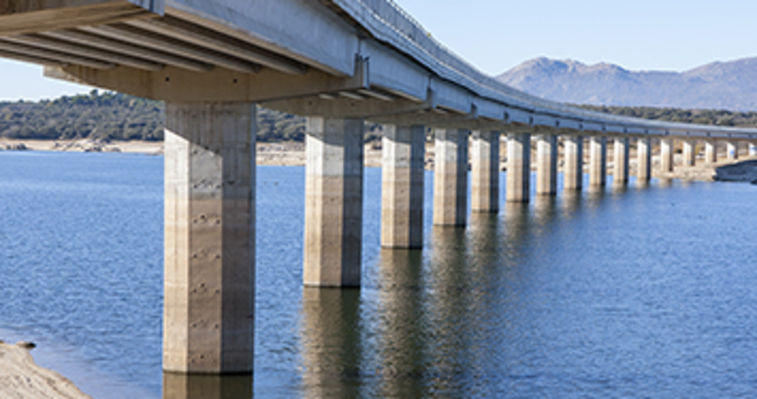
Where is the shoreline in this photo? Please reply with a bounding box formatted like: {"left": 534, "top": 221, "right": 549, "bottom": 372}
{"left": 2, "top": 138, "right": 754, "bottom": 182}
{"left": 0, "top": 341, "right": 91, "bottom": 399}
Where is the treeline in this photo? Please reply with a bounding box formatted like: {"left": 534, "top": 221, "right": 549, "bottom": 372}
{"left": 2, "top": 90, "right": 755, "bottom": 142}
{"left": 0, "top": 90, "right": 311, "bottom": 142}
{"left": 577, "top": 104, "right": 757, "bottom": 127}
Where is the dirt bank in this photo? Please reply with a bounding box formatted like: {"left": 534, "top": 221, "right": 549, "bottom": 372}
{"left": 0, "top": 341, "right": 90, "bottom": 399}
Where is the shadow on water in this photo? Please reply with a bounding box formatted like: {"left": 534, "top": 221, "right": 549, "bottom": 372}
{"left": 163, "top": 373, "right": 252, "bottom": 399}
{"left": 376, "top": 248, "right": 426, "bottom": 398}
{"left": 299, "top": 288, "right": 362, "bottom": 399}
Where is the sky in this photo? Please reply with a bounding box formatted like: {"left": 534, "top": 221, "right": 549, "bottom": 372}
{"left": 2, "top": 0, "right": 757, "bottom": 101}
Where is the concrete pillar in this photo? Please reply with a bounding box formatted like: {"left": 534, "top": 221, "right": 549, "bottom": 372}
{"left": 163, "top": 102, "right": 255, "bottom": 374}
{"left": 750, "top": 143, "right": 757, "bottom": 156}
{"left": 563, "top": 135, "right": 583, "bottom": 191}
{"left": 471, "top": 130, "right": 500, "bottom": 212}
{"left": 381, "top": 125, "right": 425, "bottom": 249}
{"left": 705, "top": 141, "right": 717, "bottom": 164}
{"left": 727, "top": 141, "right": 738, "bottom": 160}
{"left": 660, "top": 138, "right": 674, "bottom": 172}
{"left": 535, "top": 133, "right": 557, "bottom": 196}
{"left": 506, "top": 132, "right": 530, "bottom": 202}
{"left": 304, "top": 117, "right": 364, "bottom": 287}
{"left": 613, "top": 137, "right": 629, "bottom": 186}
{"left": 433, "top": 128, "right": 468, "bottom": 226}
{"left": 682, "top": 140, "right": 696, "bottom": 167}
{"left": 589, "top": 136, "right": 606, "bottom": 187}
{"left": 637, "top": 137, "right": 652, "bottom": 184}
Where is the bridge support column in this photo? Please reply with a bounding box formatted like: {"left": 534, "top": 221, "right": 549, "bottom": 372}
{"left": 381, "top": 125, "right": 425, "bottom": 248}
{"left": 682, "top": 140, "right": 696, "bottom": 166}
{"left": 727, "top": 141, "right": 738, "bottom": 160}
{"left": 564, "top": 135, "right": 583, "bottom": 191}
{"left": 589, "top": 136, "right": 606, "bottom": 188}
{"left": 637, "top": 137, "right": 652, "bottom": 184}
{"left": 613, "top": 137, "right": 629, "bottom": 186}
{"left": 471, "top": 130, "right": 500, "bottom": 212}
{"left": 163, "top": 102, "right": 255, "bottom": 374}
{"left": 304, "top": 117, "right": 364, "bottom": 287}
{"left": 705, "top": 141, "right": 717, "bottom": 164}
{"left": 660, "top": 138, "right": 674, "bottom": 172}
{"left": 433, "top": 129, "right": 468, "bottom": 226}
{"left": 536, "top": 133, "right": 557, "bottom": 195}
{"left": 751, "top": 143, "right": 757, "bottom": 156}
{"left": 506, "top": 132, "right": 531, "bottom": 202}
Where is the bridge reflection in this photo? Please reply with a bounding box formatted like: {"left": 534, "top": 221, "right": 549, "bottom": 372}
{"left": 162, "top": 373, "right": 252, "bottom": 399}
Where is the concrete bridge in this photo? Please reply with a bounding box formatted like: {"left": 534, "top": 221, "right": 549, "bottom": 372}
{"left": 2, "top": 0, "right": 756, "bottom": 376}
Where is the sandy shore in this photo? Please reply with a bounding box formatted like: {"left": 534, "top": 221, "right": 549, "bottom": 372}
{"left": 2, "top": 138, "right": 754, "bottom": 182}
{"left": 0, "top": 341, "right": 90, "bottom": 399}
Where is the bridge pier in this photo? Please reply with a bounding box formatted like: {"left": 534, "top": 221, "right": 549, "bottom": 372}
{"left": 563, "top": 135, "right": 583, "bottom": 191}
{"left": 589, "top": 136, "right": 607, "bottom": 188}
{"left": 682, "top": 140, "right": 696, "bottom": 166}
{"left": 751, "top": 143, "right": 757, "bottom": 156}
{"left": 705, "top": 141, "right": 717, "bottom": 164}
{"left": 637, "top": 137, "right": 652, "bottom": 185}
{"left": 536, "top": 133, "right": 557, "bottom": 196}
{"left": 613, "top": 137, "right": 629, "bottom": 186}
{"left": 471, "top": 130, "right": 500, "bottom": 212}
{"left": 506, "top": 132, "right": 531, "bottom": 202}
{"left": 163, "top": 102, "right": 255, "bottom": 374}
{"left": 433, "top": 129, "right": 468, "bottom": 226}
{"left": 381, "top": 125, "right": 425, "bottom": 249}
{"left": 303, "top": 117, "right": 364, "bottom": 287}
{"left": 727, "top": 141, "right": 738, "bottom": 160}
{"left": 660, "top": 139, "right": 674, "bottom": 173}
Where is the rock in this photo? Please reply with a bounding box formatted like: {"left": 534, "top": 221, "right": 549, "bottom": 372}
{"left": 714, "top": 160, "right": 757, "bottom": 182}
{"left": 17, "top": 341, "right": 36, "bottom": 350}
{"left": 5, "top": 143, "right": 28, "bottom": 151}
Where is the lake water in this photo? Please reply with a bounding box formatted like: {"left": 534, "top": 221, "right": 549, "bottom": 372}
{"left": 0, "top": 150, "right": 755, "bottom": 398}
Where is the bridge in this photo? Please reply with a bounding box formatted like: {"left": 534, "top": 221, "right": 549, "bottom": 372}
{"left": 2, "top": 0, "right": 756, "bottom": 376}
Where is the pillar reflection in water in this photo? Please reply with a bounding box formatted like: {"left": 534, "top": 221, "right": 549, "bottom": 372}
{"left": 376, "top": 249, "right": 426, "bottom": 398}
{"left": 163, "top": 373, "right": 252, "bottom": 399}
{"left": 299, "top": 288, "right": 362, "bottom": 398}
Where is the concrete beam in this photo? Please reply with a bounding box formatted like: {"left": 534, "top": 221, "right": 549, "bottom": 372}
{"left": 682, "top": 140, "right": 696, "bottom": 166}
{"left": 0, "top": 0, "right": 160, "bottom": 36}
{"left": 660, "top": 138, "right": 674, "bottom": 172}
{"left": 45, "top": 64, "right": 367, "bottom": 103}
{"left": 506, "top": 132, "right": 530, "bottom": 202}
{"left": 381, "top": 124, "right": 425, "bottom": 248}
{"left": 637, "top": 137, "right": 652, "bottom": 185}
{"left": 613, "top": 137, "right": 629, "bottom": 186}
{"left": 471, "top": 130, "right": 500, "bottom": 212}
{"left": 303, "top": 117, "right": 364, "bottom": 287}
{"left": 535, "top": 133, "right": 557, "bottom": 196}
{"left": 563, "top": 135, "right": 583, "bottom": 191}
{"left": 163, "top": 102, "right": 255, "bottom": 374}
{"left": 589, "top": 136, "right": 607, "bottom": 188}
{"left": 433, "top": 128, "right": 468, "bottom": 226}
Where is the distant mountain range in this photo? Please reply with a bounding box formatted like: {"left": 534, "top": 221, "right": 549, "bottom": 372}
{"left": 497, "top": 56, "right": 757, "bottom": 111}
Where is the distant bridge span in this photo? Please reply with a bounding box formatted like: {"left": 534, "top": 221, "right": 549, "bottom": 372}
{"left": 1, "top": 0, "right": 755, "bottom": 375}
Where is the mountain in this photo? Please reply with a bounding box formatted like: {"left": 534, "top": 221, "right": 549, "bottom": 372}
{"left": 497, "top": 56, "right": 757, "bottom": 111}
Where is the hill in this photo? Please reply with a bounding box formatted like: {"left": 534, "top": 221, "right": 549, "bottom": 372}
{"left": 498, "top": 56, "right": 757, "bottom": 111}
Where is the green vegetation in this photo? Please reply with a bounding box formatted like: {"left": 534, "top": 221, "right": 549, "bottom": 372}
{"left": 577, "top": 104, "right": 757, "bottom": 127}
{"left": 0, "top": 90, "right": 309, "bottom": 142}
{"left": 2, "top": 90, "right": 755, "bottom": 142}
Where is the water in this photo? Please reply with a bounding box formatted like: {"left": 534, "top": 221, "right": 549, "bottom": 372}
{"left": 1, "top": 151, "right": 756, "bottom": 398}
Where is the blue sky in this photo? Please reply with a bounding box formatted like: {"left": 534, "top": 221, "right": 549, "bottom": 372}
{"left": 2, "top": 0, "right": 757, "bottom": 101}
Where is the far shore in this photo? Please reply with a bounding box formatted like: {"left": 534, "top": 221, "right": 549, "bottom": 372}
{"left": 2, "top": 138, "right": 755, "bottom": 182}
